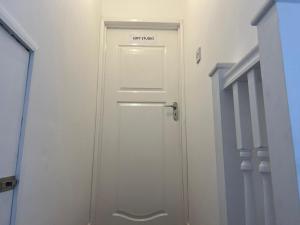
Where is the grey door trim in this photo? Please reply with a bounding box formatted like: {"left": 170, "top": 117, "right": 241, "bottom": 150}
{"left": 0, "top": 4, "right": 37, "bottom": 225}
{"left": 0, "top": 4, "right": 38, "bottom": 52}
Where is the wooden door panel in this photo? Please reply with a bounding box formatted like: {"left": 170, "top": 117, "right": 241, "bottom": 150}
{"left": 96, "top": 28, "right": 184, "bottom": 225}
{"left": 116, "top": 103, "right": 166, "bottom": 218}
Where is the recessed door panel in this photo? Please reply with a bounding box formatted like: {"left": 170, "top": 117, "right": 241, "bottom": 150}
{"left": 117, "top": 103, "right": 165, "bottom": 217}
{"left": 119, "top": 47, "right": 165, "bottom": 90}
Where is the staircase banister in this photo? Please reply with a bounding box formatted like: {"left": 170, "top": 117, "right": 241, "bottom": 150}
{"left": 223, "top": 46, "right": 260, "bottom": 90}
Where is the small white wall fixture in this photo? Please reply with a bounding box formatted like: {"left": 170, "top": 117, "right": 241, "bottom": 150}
{"left": 0, "top": 4, "right": 37, "bottom": 225}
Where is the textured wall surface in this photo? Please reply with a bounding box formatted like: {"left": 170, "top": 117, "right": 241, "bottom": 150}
{"left": 183, "top": 0, "right": 267, "bottom": 224}
{"left": 0, "top": 0, "right": 101, "bottom": 224}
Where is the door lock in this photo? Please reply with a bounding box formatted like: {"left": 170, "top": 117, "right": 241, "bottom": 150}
{"left": 164, "top": 102, "right": 179, "bottom": 121}
{"left": 0, "top": 176, "right": 18, "bottom": 193}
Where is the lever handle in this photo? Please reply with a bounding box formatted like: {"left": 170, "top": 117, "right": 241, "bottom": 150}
{"left": 164, "top": 103, "right": 177, "bottom": 109}
{"left": 164, "top": 102, "right": 179, "bottom": 121}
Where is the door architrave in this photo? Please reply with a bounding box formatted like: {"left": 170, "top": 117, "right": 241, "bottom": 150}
{"left": 90, "top": 19, "right": 189, "bottom": 225}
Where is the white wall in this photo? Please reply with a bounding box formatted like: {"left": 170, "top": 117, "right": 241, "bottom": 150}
{"left": 183, "top": 0, "right": 267, "bottom": 225}
{"left": 276, "top": 2, "right": 300, "bottom": 196}
{"left": 101, "top": 0, "right": 184, "bottom": 19}
{"left": 0, "top": 1, "right": 270, "bottom": 225}
{"left": 0, "top": 1, "right": 101, "bottom": 225}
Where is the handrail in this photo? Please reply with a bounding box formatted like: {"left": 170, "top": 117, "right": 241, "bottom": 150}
{"left": 223, "top": 46, "right": 260, "bottom": 89}
{"left": 251, "top": 0, "right": 275, "bottom": 26}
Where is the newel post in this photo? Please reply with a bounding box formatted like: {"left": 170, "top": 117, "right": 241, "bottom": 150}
{"left": 209, "top": 64, "right": 244, "bottom": 225}
{"left": 252, "top": 1, "right": 300, "bottom": 224}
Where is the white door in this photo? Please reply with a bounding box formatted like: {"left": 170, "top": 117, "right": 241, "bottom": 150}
{"left": 96, "top": 28, "right": 185, "bottom": 225}
{"left": 0, "top": 25, "right": 30, "bottom": 225}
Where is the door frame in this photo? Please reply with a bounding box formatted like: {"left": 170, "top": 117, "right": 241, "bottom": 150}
{"left": 90, "top": 19, "right": 189, "bottom": 225}
{"left": 0, "top": 4, "right": 38, "bottom": 225}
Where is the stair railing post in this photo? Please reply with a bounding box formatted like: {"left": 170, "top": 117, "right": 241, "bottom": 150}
{"left": 247, "top": 67, "right": 276, "bottom": 225}
{"left": 232, "top": 81, "right": 257, "bottom": 225}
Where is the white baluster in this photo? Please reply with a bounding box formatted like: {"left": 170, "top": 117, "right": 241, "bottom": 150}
{"left": 232, "top": 81, "right": 257, "bottom": 225}
{"left": 247, "top": 69, "right": 276, "bottom": 225}
{"left": 240, "top": 149, "right": 256, "bottom": 225}
{"left": 257, "top": 149, "right": 276, "bottom": 225}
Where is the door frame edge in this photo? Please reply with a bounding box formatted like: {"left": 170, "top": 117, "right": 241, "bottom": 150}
{"left": 89, "top": 18, "right": 189, "bottom": 225}
{"left": 0, "top": 4, "right": 38, "bottom": 225}
{"left": 0, "top": 4, "right": 38, "bottom": 52}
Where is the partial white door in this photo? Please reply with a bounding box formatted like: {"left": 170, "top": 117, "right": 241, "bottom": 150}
{"left": 96, "top": 28, "right": 185, "bottom": 225}
{"left": 0, "top": 25, "right": 30, "bottom": 225}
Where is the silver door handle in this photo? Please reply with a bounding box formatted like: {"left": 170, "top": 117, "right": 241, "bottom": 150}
{"left": 164, "top": 102, "right": 179, "bottom": 121}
